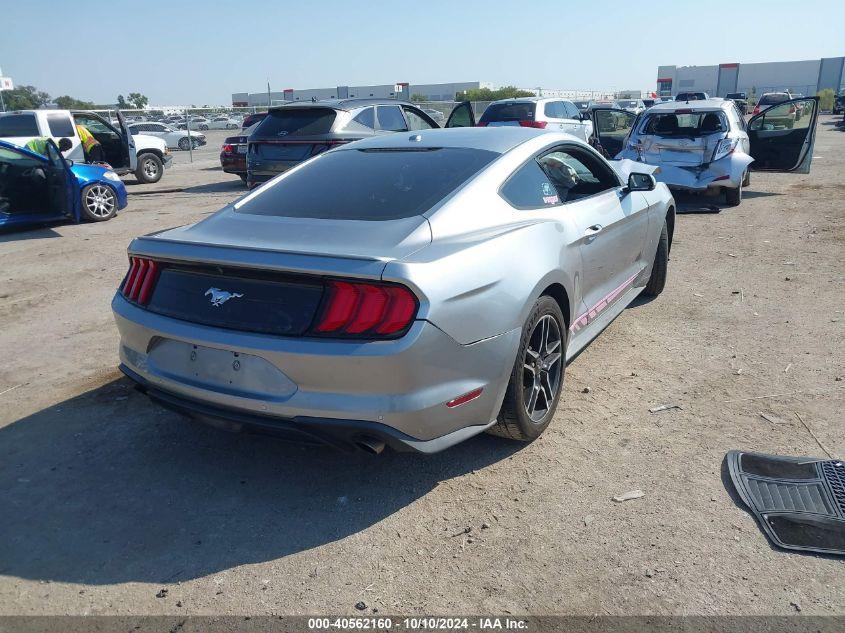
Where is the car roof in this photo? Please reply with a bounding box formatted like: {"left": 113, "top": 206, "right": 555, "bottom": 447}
{"left": 269, "top": 98, "right": 418, "bottom": 112}
{"left": 335, "top": 126, "right": 558, "bottom": 154}
{"left": 647, "top": 98, "right": 729, "bottom": 112}
{"left": 0, "top": 139, "right": 48, "bottom": 161}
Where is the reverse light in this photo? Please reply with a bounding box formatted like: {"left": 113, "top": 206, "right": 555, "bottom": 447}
{"left": 312, "top": 280, "right": 418, "bottom": 338}
{"left": 120, "top": 257, "right": 160, "bottom": 306}
{"left": 519, "top": 120, "right": 547, "bottom": 129}
{"left": 712, "top": 138, "right": 737, "bottom": 162}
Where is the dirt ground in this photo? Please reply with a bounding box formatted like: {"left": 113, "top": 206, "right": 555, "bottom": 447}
{"left": 0, "top": 118, "right": 843, "bottom": 617}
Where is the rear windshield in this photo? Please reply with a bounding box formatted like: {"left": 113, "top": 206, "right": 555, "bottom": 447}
{"left": 618, "top": 100, "right": 638, "bottom": 108}
{"left": 726, "top": 93, "right": 746, "bottom": 99}
{"left": 0, "top": 114, "right": 39, "bottom": 137}
{"left": 675, "top": 93, "right": 705, "bottom": 100}
{"left": 479, "top": 102, "right": 535, "bottom": 124}
{"left": 758, "top": 93, "right": 790, "bottom": 105}
{"left": 643, "top": 111, "right": 727, "bottom": 136}
{"left": 236, "top": 147, "right": 499, "bottom": 221}
{"left": 252, "top": 108, "right": 336, "bottom": 137}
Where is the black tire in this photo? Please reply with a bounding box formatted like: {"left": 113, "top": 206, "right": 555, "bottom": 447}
{"left": 238, "top": 174, "right": 248, "bottom": 184}
{"left": 178, "top": 137, "right": 191, "bottom": 151}
{"left": 135, "top": 152, "right": 163, "bottom": 184}
{"left": 199, "top": 124, "right": 209, "bottom": 131}
{"left": 80, "top": 183, "right": 117, "bottom": 222}
{"left": 742, "top": 170, "right": 751, "bottom": 188}
{"left": 488, "top": 296, "right": 566, "bottom": 442}
{"left": 643, "top": 218, "right": 669, "bottom": 297}
{"left": 725, "top": 183, "right": 742, "bottom": 207}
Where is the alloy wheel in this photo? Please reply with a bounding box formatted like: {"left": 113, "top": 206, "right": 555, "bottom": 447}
{"left": 143, "top": 158, "right": 159, "bottom": 179}
{"left": 522, "top": 314, "right": 563, "bottom": 422}
{"left": 84, "top": 185, "right": 115, "bottom": 218}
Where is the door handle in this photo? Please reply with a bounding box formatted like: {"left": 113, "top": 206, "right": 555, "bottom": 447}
{"left": 584, "top": 224, "right": 602, "bottom": 243}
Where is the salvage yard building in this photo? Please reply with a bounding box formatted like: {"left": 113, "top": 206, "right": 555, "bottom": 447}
{"left": 656, "top": 56, "right": 845, "bottom": 98}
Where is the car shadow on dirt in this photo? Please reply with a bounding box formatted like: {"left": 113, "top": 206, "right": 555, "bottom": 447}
{"left": 673, "top": 189, "right": 781, "bottom": 214}
{"left": 0, "top": 378, "right": 521, "bottom": 585}
{"left": 182, "top": 180, "right": 247, "bottom": 194}
{"left": 0, "top": 225, "right": 65, "bottom": 241}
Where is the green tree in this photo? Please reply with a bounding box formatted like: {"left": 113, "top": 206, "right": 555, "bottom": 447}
{"left": 117, "top": 94, "right": 128, "bottom": 108}
{"left": 816, "top": 88, "right": 834, "bottom": 111}
{"left": 54, "top": 95, "right": 97, "bottom": 110}
{"left": 455, "top": 86, "right": 535, "bottom": 102}
{"left": 127, "top": 92, "right": 148, "bottom": 109}
{"left": 410, "top": 93, "right": 428, "bottom": 102}
{"left": 2, "top": 84, "right": 51, "bottom": 110}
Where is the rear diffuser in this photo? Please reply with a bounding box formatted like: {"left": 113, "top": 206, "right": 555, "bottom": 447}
{"left": 726, "top": 450, "right": 845, "bottom": 556}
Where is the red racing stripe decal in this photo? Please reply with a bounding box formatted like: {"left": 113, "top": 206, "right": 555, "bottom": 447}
{"left": 570, "top": 271, "right": 640, "bottom": 333}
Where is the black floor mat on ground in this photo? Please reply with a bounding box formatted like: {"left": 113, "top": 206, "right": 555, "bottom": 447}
{"left": 726, "top": 450, "right": 845, "bottom": 556}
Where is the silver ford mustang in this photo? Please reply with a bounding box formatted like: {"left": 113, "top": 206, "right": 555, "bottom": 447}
{"left": 112, "top": 127, "right": 675, "bottom": 453}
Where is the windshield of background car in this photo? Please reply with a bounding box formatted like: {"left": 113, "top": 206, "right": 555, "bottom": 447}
{"left": 253, "top": 108, "right": 336, "bottom": 137}
{"left": 478, "top": 102, "right": 535, "bottom": 124}
{"left": 643, "top": 111, "right": 727, "bottom": 136}
{"left": 726, "top": 93, "right": 746, "bottom": 100}
{"left": 0, "top": 114, "right": 39, "bottom": 137}
{"left": 758, "top": 93, "right": 790, "bottom": 106}
{"left": 236, "top": 147, "right": 499, "bottom": 221}
{"left": 618, "top": 100, "right": 638, "bottom": 108}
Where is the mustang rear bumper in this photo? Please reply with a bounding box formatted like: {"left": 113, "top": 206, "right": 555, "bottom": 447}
{"left": 112, "top": 295, "right": 519, "bottom": 452}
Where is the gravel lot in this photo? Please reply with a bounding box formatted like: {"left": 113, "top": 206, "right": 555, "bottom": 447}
{"left": 1, "top": 117, "right": 843, "bottom": 616}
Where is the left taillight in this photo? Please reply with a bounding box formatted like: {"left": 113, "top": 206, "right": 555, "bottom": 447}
{"left": 519, "top": 120, "right": 547, "bottom": 129}
{"left": 221, "top": 144, "right": 234, "bottom": 153}
{"left": 120, "top": 257, "right": 160, "bottom": 306}
{"left": 311, "top": 280, "right": 418, "bottom": 339}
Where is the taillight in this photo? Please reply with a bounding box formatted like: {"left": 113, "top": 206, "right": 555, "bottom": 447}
{"left": 752, "top": 106, "right": 760, "bottom": 115}
{"left": 476, "top": 122, "right": 489, "bottom": 127}
{"left": 120, "top": 257, "right": 160, "bottom": 306}
{"left": 221, "top": 144, "right": 234, "bottom": 153}
{"left": 312, "top": 280, "right": 417, "bottom": 338}
{"left": 519, "top": 120, "right": 547, "bottom": 128}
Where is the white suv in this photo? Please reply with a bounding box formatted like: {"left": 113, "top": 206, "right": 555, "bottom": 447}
{"left": 477, "top": 97, "right": 593, "bottom": 141}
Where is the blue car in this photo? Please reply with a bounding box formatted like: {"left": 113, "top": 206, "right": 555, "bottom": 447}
{"left": 0, "top": 139, "right": 128, "bottom": 230}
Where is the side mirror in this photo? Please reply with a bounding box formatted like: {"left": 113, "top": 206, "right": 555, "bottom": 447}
{"left": 580, "top": 112, "right": 591, "bottom": 121}
{"left": 627, "top": 172, "right": 656, "bottom": 192}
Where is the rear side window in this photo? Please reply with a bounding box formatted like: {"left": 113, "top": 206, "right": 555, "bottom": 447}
{"left": 344, "top": 107, "right": 375, "bottom": 132}
{"left": 253, "top": 108, "right": 337, "bottom": 137}
{"left": 479, "top": 102, "right": 536, "bottom": 124}
{"left": 46, "top": 113, "right": 75, "bottom": 138}
{"left": 563, "top": 101, "right": 580, "bottom": 119}
{"left": 403, "top": 107, "right": 436, "bottom": 130}
{"left": 0, "top": 114, "right": 39, "bottom": 137}
{"left": 500, "top": 160, "right": 559, "bottom": 209}
{"left": 376, "top": 106, "right": 407, "bottom": 132}
{"left": 236, "top": 147, "right": 498, "bottom": 221}
{"left": 544, "top": 102, "right": 564, "bottom": 118}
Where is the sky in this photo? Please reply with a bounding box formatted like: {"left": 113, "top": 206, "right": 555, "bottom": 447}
{"left": 1, "top": 0, "right": 843, "bottom": 105}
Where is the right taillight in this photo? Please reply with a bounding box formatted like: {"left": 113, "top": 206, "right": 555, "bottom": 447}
{"left": 120, "top": 256, "right": 160, "bottom": 306}
{"left": 311, "top": 280, "right": 418, "bottom": 339}
{"left": 519, "top": 120, "right": 547, "bottom": 128}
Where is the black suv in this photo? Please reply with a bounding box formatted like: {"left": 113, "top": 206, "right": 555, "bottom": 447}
{"left": 246, "top": 99, "right": 445, "bottom": 188}
{"left": 725, "top": 92, "right": 748, "bottom": 115}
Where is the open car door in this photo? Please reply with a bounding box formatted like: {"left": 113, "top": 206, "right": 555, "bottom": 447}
{"left": 747, "top": 96, "right": 818, "bottom": 173}
{"left": 589, "top": 108, "right": 638, "bottom": 159}
{"left": 444, "top": 101, "right": 475, "bottom": 128}
{"left": 115, "top": 110, "right": 138, "bottom": 172}
{"left": 43, "top": 139, "right": 80, "bottom": 221}
{"left": 72, "top": 110, "right": 137, "bottom": 172}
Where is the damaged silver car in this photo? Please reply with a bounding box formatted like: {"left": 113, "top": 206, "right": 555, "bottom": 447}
{"left": 593, "top": 96, "right": 819, "bottom": 206}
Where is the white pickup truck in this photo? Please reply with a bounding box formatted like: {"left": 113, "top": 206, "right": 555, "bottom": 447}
{"left": 0, "top": 109, "right": 172, "bottom": 184}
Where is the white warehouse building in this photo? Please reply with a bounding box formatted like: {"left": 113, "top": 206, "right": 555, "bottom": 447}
{"left": 232, "top": 82, "right": 492, "bottom": 107}
{"left": 656, "top": 56, "right": 845, "bottom": 98}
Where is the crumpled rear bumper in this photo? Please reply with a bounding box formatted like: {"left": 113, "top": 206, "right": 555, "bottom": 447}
{"left": 647, "top": 154, "right": 753, "bottom": 192}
